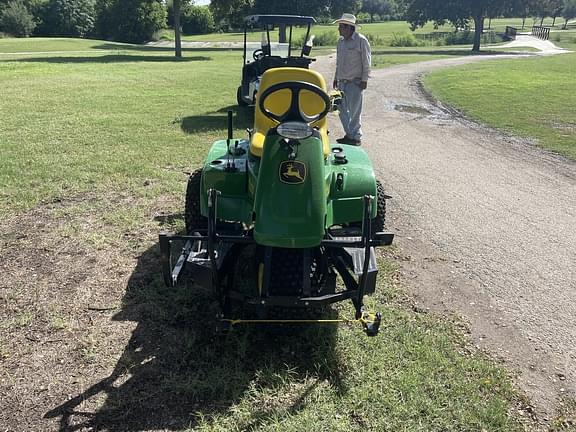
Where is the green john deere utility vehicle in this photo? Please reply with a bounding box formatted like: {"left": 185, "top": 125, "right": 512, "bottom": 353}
{"left": 160, "top": 60, "right": 393, "bottom": 336}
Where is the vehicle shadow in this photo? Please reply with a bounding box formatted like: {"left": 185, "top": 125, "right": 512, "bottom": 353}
{"left": 93, "top": 43, "right": 244, "bottom": 52}
{"left": 45, "top": 226, "right": 344, "bottom": 431}
{"left": 181, "top": 105, "right": 255, "bottom": 134}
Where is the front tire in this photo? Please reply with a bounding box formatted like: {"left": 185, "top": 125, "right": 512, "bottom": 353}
{"left": 372, "top": 180, "right": 387, "bottom": 233}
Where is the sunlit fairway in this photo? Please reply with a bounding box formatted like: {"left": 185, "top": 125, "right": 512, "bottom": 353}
{"left": 0, "top": 39, "right": 244, "bottom": 215}
{"left": 425, "top": 51, "right": 576, "bottom": 159}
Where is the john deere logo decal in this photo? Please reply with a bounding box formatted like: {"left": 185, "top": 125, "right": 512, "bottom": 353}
{"left": 279, "top": 161, "right": 306, "bottom": 184}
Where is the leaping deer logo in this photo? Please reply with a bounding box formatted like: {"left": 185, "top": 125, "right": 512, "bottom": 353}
{"left": 285, "top": 163, "right": 304, "bottom": 181}
{"left": 279, "top": 161, "right": 306, "bottom": 184}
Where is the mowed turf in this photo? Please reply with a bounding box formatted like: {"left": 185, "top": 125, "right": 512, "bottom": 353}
{"left": 0, "top": 39, "right": 244, "bottom": 215}
{"left": 424, "top": 50, "right": 576, "bottom": 160}
{"left": 0, "top": 38, "right": 532, "bottom": 431}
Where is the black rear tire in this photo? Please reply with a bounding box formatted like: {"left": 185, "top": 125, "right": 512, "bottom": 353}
{"left": 237, "top": 86, "right": 248, "bottom": 107}
{"left": 185, "top": 168, "right": 207, "bottom": 233}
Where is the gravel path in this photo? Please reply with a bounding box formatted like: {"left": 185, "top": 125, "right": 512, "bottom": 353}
{"left": 314, "top": 37, "right": 575, "bottom": 419}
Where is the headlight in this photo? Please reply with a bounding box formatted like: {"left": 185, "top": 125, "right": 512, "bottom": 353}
{"left": 277, "top": 122, "right": 313, "bottom": 140}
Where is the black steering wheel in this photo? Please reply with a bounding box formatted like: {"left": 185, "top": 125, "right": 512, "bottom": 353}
{"left": 258, "top": 81, "right": 331, "bottom": 124}
{"left": 252, "top": 49, "right": 264, "bottom": 60}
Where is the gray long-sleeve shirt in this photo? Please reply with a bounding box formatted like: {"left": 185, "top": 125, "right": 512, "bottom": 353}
{"left": 334, "top": 31, "right": 371, "bottom": 82}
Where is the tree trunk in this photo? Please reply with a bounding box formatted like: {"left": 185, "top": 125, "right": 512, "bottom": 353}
{"left": 552, "top": 16, "right": 556, "bottom": 27}
{"left": 564, "top": 19, "right": 568, "bottom": 30}
{"left": 174, "top": 0, "right": 182, "bottom": 58}
{"left": 488, "top": 17, "right": 492, "bottom": 30}
{"left": 522, "top": 16, "right": 526, "bottom": 30}
{"left": 540, "top": 16, "right": 544, "bottom": 26}
{"left": 472, "top": 14, "right": 483, "bottom": 52}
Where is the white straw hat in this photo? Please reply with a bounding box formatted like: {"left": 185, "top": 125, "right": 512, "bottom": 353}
{"left": 333, "top": 13, "right": 360, "bottom": 28}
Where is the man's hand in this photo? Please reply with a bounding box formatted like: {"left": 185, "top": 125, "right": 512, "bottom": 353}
{"left": 360, "top": 81, "right": 367, "bottom": 90}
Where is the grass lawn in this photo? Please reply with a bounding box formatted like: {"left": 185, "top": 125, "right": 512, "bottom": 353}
{"left": 371, "top": 47, "right": 470, "bottom": 69}
{"left": 550, "top": 29, "right": 576, "bottom": 47}
{"left": 371, "top": 46, "right": 538, "bottom": 70}
{"left": 0, "top": 38, "right": 242, "bottom": 215}
{"left": 424, "top": 50, "right": 576, "bottom": 160}
{"left": 0, "top": 38, "right": 532, "bottom": 430}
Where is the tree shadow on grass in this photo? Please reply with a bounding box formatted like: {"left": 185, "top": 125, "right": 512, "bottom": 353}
{"left": 15, "top": 55, "right": 212, "bottom": 64}
{"left": 44, "top": 224, "right": 344, "bottom": 431}
{"left": 93, "top": 43, "right": 244, "bottom": 53}
{"left": 181, "top": 105, "right": 255, "bottom": 134}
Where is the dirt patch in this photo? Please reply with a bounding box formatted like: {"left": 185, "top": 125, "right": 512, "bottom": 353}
{"left": 0, "top": 193, "right": 344, "bottom": 431}
{"left": 0, "top": 193, "right": 174, "bottom": 430}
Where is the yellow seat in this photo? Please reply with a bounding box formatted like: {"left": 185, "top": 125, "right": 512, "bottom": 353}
{"left": 250, "top": 67, "right": 330, "bottom": 158}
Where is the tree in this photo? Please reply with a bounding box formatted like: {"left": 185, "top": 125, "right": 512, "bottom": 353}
{"left": 166, "top": 0, "right": 214, "bottom": 56}
{"left": 533, "top": 0, "right": 564, "bottom": 25}
{"left": 0, "top": 0, "right": 46, "bottom": 12}
{"left": 209, "top": 0, "right": 252, "bottom": 30}
{"left": 501, "top": 0, "right": 540, "bottom": 29}
{"left": 38, "top": 0, "right": 96, "bottom": 37}
{"left": 181, "top": 5, "right": 214, "bottom": 34}
{"left": 550, "top": 0, "right": 564, "bottom": 25}
{"left": 253, "top": 0, "right": 333, "bottom": 17}
{"left": 0, "top": 0, "right": 36, "bottom": 36}
{"left": 98, "top": 0, "right": 166, "bottom": 43}
{"left": 327, "top": 0, "right": 362, "bottom": 18}
{"left": 563, "top": 0, "right": 576, "bottom": 28}
{"left": 93, "top": 0, "right": 111, "bottom": 38}
{"left": 405, "top": 0, "right": 527, "bottom": 52}
{"left": 174, "top": 0, "right": 181, "bottom": 57}
{"left": 394, "top": 0, "right": 410, "bottom": 18}
{"left": 251, "top": 0, "right": 363, "bottom": 20}
{"left": 361, "top": 0, "right": 393, "bottom": 22}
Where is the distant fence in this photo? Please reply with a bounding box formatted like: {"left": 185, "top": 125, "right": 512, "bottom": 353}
{"left": 505, "top": 26, "right": 517, "bottom": 40}
{"left": 531, "top": 26, "right": 550, "bottom": 40}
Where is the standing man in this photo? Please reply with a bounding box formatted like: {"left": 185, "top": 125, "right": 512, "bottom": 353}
{"left": 332, "top": 13, "right": 371, "bottom": 146}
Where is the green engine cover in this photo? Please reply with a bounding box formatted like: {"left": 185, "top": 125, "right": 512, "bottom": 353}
{"left": 253, "top": 134, "right": 326, "bottom": 248}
